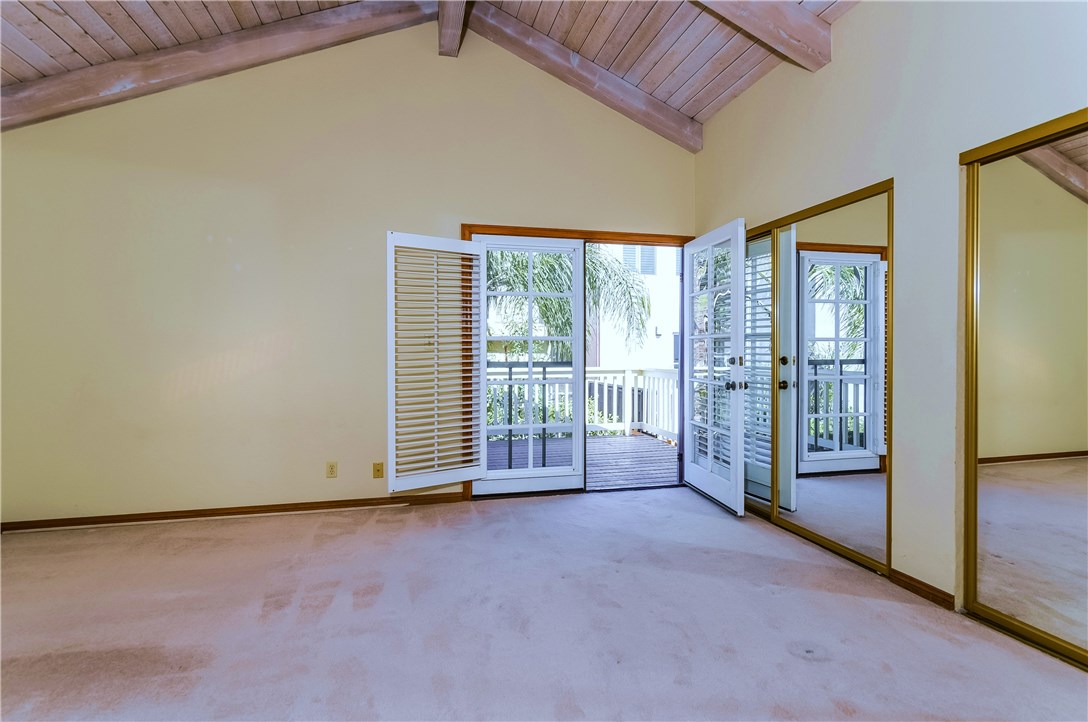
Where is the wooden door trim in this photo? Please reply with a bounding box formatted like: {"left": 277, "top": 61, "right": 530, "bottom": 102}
{"left": 461, "top": 224, "right": 692, "bottom": 246}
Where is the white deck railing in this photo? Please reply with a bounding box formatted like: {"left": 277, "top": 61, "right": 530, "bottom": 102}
{"left": 586, "top": 367, "right": 679, "bottom": 441}
{"left": 484, "top": 364, "right": 679, "bottom": 442}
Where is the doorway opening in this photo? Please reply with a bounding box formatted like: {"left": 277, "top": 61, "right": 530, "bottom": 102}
{"left": 585, "top": 243, "right": 681, "bottom": 491}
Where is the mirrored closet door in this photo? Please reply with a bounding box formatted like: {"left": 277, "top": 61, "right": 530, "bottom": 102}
{"left": 742, "top": 183, "right": 893, "bottom": 573}
{"left": 965, "top": 111, "right": 1088, "bottom": 667}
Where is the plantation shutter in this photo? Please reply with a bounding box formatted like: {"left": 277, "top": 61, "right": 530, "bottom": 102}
{"left": 744, "top": 241, "right": 774, "bottom": 470}
{"left": 623, "top": 246, "right": 637, "bottom": 270}
{"left": 387, "top": 232, "right": 484, "bottom": 492}
{"left": 874, "top": 261, "right": 888, "bottom": 455}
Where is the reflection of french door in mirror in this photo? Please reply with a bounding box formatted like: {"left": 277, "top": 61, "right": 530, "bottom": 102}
{"left": 797, "top": 252, "right": 884, "bottom": 474}
{"left": 683, "top": 219, "right": 746, "bottom": 515}
{"left": 476, "top": 236, "right": 586, "bottom": 495}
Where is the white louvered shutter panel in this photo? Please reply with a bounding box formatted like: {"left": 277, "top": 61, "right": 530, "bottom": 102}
{"left": 387, "top": 232, "right": 484, "bottom": 492}
{"left": 874, "top": 261, "right": 889, "bottom": 455}
{"left": 744, "top": 242, "right": 773, "bottom": 470}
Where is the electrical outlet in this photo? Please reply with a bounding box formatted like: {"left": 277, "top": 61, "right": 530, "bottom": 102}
{"left": 326, "top": 461, "right": 338, "bottom": 479}
{"left": 372, "top": 462, "right": 384, "bottom": 479}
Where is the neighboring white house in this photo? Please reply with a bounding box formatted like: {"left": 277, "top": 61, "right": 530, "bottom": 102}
{"left": 590, "top": 245, "right": 681, "bottom": 371}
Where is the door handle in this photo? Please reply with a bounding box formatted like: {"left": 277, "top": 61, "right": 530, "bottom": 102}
{"left": 725, "top": 381, "right": 736, "bottom": 391}
{"left": 778, "top": 380, "right": 789, "bottom": 390}
{"left": 779, "top": 356, "right": 789, "bottom": 365}
{"left": 742, "top": 381, "right": 750, "bottom": 390}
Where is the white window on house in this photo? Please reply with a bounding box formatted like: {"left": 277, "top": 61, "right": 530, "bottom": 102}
{"left": 640, "top": 246, "right": 656, "bottom": 275}
{"left": 622, "top": 246, "right": 657, "bottom": 276}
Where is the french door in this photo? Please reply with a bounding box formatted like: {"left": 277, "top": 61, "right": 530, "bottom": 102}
{"left": 683, "top": 219, "right": 746, "bottom": 515}
{"left": 387, "top": 232, "right": 584, "bottom": 495}
{"left": 475, "top": 236, "right": 586, "bottom": 495}
{"left": 797, "top": 251, "right": 882, "bottom": 473}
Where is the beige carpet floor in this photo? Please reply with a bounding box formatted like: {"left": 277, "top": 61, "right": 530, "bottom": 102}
{"left": 2, "top": 488, "right": 1085, "bottom": 721}
{"left": 977, "top": 457, "right": 1088, "bottom": 648}
{"left": 784, "top": 473, "right": 887, "bottom": 561}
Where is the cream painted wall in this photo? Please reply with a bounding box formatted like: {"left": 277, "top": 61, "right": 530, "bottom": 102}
{"left": 977, "top": 157, "right": 1088, "bottom": 458}
{"left": 694, "top": 1, "right": 1087, "bottom": 592}
{"left": 1, "top": 22, "right": 695, "bottom": 522}
{"left": 793, "top": 194, "right": 888, "bottom": 247}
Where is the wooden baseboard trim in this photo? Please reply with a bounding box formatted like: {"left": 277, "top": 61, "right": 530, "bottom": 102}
{"left": 796, "top": 467, "right": 882, "bottom": 478}
{"left": 0, "top": 492, "right": 465, "bottom": 532}
{"left": 889, "top": 569, "right": 955, "bottom": 610}
{"left": 978, "top": 450, "right": 1087, "bottom": 465}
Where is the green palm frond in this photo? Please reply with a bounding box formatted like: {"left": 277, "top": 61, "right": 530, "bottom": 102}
{"left": 485, "top": 246, "right": 650, "bottom": 359}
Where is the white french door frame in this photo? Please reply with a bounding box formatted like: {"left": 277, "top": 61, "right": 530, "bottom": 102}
{"left": 682, "top": 218, "right": 746, "bottom": 515}
{"left": 775, "top": 226, "right": 799, "bottom": 511}
{"left": 474, "top": 235, "right": 586, "bottom": 495}
{"left": 797, "top": 251, "right": 882, "bottom": 474}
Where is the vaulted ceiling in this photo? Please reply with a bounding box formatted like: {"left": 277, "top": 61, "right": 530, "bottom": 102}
{"left": 0, "top": 1, "right": 855, "bottom": 151}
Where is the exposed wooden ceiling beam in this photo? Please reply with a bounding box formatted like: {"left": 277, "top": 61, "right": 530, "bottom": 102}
{"left": 1019, "top": 146, "right": 1088, "bottom": 204}
{"left": 438, "top": 1, "right": 468, "bottom": 57}
{"left": 1, "top": 1, "right": 438, "bottom": 132}
{"left": 697, "top": 1, "right": 831, "bottom": 72}
{"left": 467, "top": 1, "right": 702, "bottom": 152}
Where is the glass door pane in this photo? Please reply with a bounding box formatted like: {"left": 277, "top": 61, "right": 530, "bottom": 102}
{"left": 478, "top": 239, "right": 585, "bottom": 495}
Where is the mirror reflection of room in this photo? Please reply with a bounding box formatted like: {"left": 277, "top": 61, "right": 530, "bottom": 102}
{"left": 768, "top": 193, "right": 890, "bottom": 563}
{"left": 975, "top": 129, "right": 1088, "bottom": 650}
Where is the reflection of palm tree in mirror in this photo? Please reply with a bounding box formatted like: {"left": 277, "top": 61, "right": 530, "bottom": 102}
{"left": 808, "top": 264, "right": 867, "bottom": 338}
{"left": 486, "top": 247, "right": 650, "bottom": 361}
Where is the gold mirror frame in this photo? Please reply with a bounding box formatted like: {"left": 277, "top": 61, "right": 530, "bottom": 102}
{"left": 962, "top": 107, "right": 1088, "bottom": 669}
{"left": 745, "top": 179, "right": 895, "bottom": 575}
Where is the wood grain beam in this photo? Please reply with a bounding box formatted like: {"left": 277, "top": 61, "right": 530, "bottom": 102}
{"left": 698, "top": 1, "right": 831, "bottom": 71}
{"left": 1019, "top": 146, "right": 1088, "bottom": 203}
{"left": 468, "top": 1, "right": 702, "bottom": 152}
{"left": 438, "top": 1, "right": 468, "bottom": 56}
{"left": 1, "top": 1, "right": 438, "bottom": 131}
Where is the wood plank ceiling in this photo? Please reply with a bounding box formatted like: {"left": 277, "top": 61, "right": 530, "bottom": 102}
{"left": 0, "top": 1, "right": 855, "bottom": 151}
{"left": 484, "top": 0, "right": 851, "bottom": 124}
{"left": 0, "top": 1, "right": 362, "bottom": 85}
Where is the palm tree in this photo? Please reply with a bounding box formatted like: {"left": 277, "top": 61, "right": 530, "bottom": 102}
{"left": 485, "top": 246, "right": 650, "bottom": 360}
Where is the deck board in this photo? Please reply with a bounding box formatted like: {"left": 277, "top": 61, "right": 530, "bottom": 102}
{"left": 485, "top": 433, "right": 679, "bottom": 490}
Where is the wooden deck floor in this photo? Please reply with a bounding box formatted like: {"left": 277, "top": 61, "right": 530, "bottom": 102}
{"left": 485, "top": 433, "right": 679, "bottom": 490}
{"left": 586, "top": 433, "right": 679, "bottom": 490}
